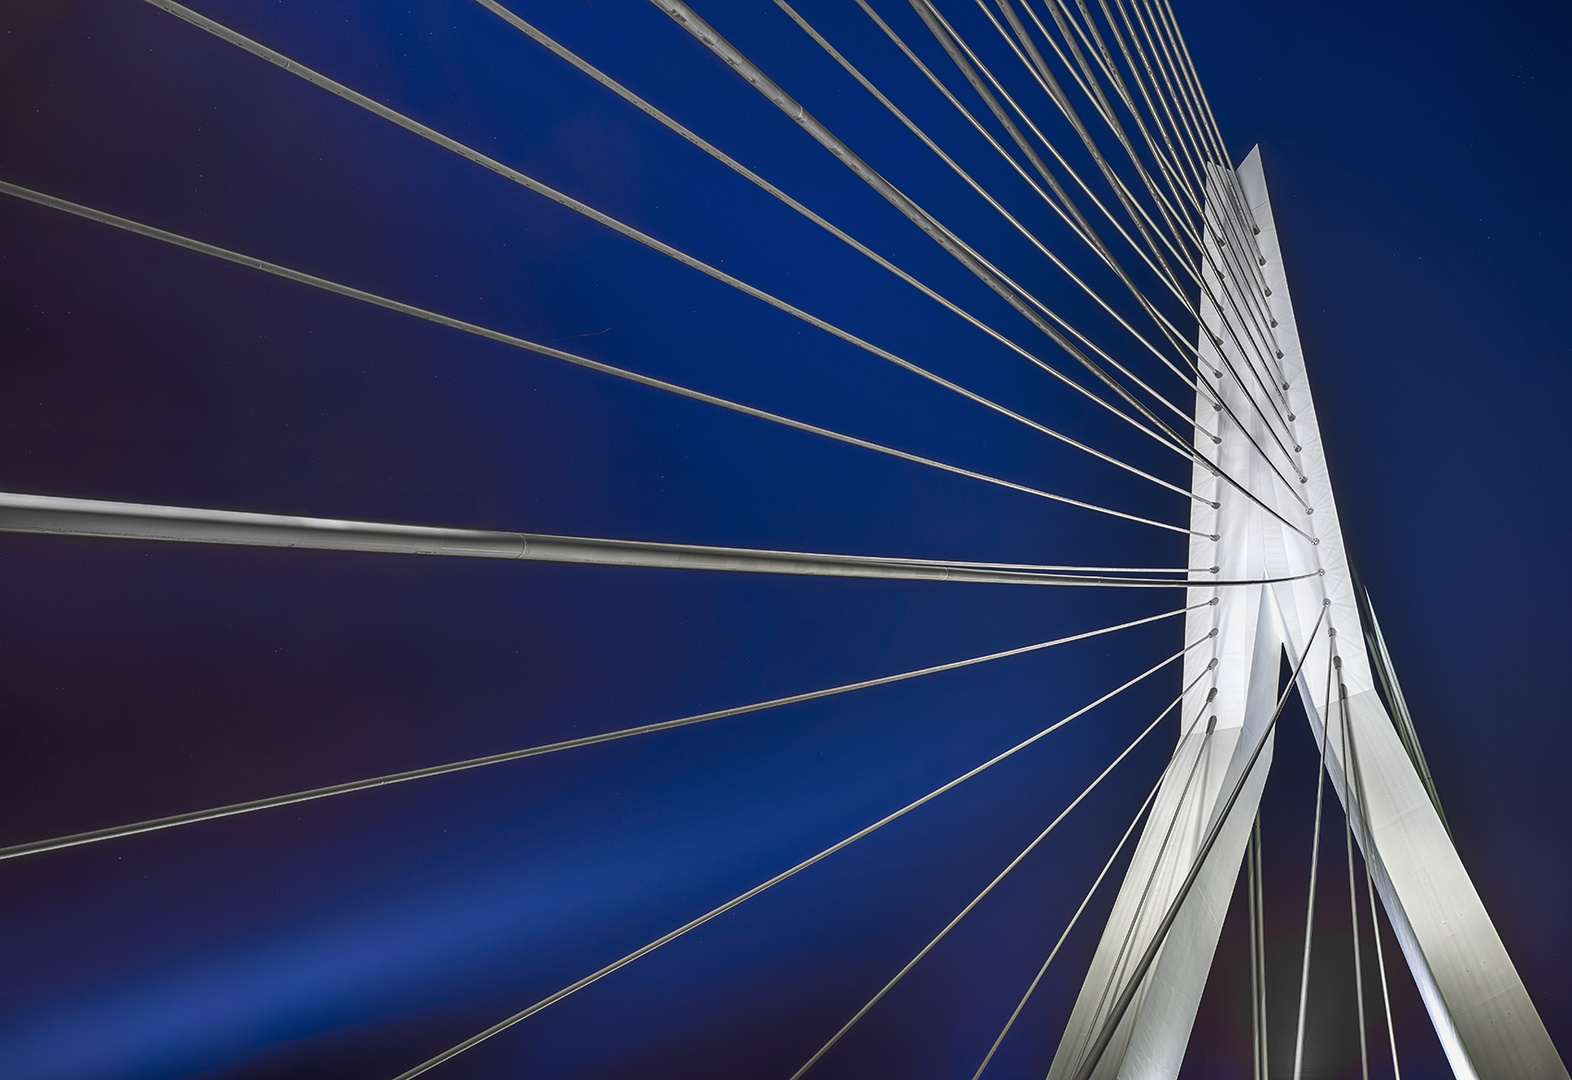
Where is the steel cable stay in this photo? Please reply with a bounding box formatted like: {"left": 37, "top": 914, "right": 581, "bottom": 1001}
{"left": 771, "top": 0, "right": 1225, "bottom": 426}
{"left": 1197, "top": 253, "right": 1308, "bottom": 473}
{"left": 1200, "top": 197, "right": 1292, "bottom": 409}
{"left": 1201, "top": 161, "right": 1280, "bottom": 347}
{"left": 1105, "top": 0, "right": 1212, "bottom": 220}
{"left": 860, "top": 0, "right": 1182, "bottom": 313}
{"left": 871, "top": 0, "right": 1311, "bottom": 503}
{"left": 1088, "top": 0, "right": 1206, "bottom": 221}
{"left": 1156, "top": 13, "right": 1289, "bottom": 393}
{"left": 836, "top": 2, "right": 1287, "bottom": 480}
{"left": 1149, "top": 0, "right": 1264, "bottom": 262}
{"left": 473, "top": 0, "right": 1206, "bottom": 507}
{"left": 794, "top": 0, "right": 1308, "bottom": 536}
{"left": 656, "top": 0, "right": 1209, "bottom": 453}
{"left": 1126, "top": 0, "right": 1221, "bottom": 214}
{"left": 0, "top": 181, "right": 1202, "bottom": 536}
{"left": 1291, "top": 633, "right": 1338, "bottom": 1080}
{"left": 1166, "top": 8, "right": 1274, "bottom": 297}
{"left": 140, "top": 0, "right": 1217, "bottom": 513}
{"left": 965, "top": 684, "right": 1201, "bottom": 1079}
{"left": 657, "top": 0, "right": 1318, "bottom": 542}
{"left": 786, "top": 660, "right": 1218, "bottom": 1080}
{"left": 679, "top": 0, "right": 1307, "bottom": 534}
{"left": 0, "top": 602, "right": 1215, "bottom": 865}
{"left": 1145, "top": 3, "right": 1293, "bottom": 419}
{"left": 1344, "top": 661, "right": 1406, "bottom": 1080}
{"left": 1030, "top": 0, "right": 1290, "bottom": 393}
{"left": 0, "top": 5, "right": 1552, "bottom": 1078}
{"left": 1067, "top": 601, "right": 1330, "bottom": 1080}
{"left": 385, "top": 631, "right": 1217, "bottom": 1080}
{"left": 1066, "top": 682, "right": 1218, "bottom": 1070}
{"left": 1338, "top": 664, "right": 1372, "bottom": 1080}
{"left": 871, "top": 0, "right": 1243, "bottom": 441}
{"left": 957, "top": 0, "right": 1312, "bottom": 480}
{"left": 992, "top": 0, "right": 1301, "bottom": 463}
{"left": 965, "top": 0, "right": 1195, "bottom": 299}
{"left": 1033, "top": 0, "right": 1205, "bottom": 244}
{"left": 1203, "top": 231, "right": 1297, "bottom": 429}
{"left": 847, "top": 0, "right": 1306, "bottom": 504}
{"left": 1247, "top": 812, "right": 1269, "bottom": 1080}
{"left": 1128, "top": 0, "right": 1256, "bottom": 263}
{"left": 912, "top": 0, "right": 1193, "bottom": 320}
{"left": 999, "top": 0, "right": 1206, "bottom": 274}
{"left": 964, "top": 0, "right": 1255, "bottom": 418}
{"left": 1193, "top": 165, "right": 1283, "bottom": 356}
{"left": 902, "top": 0, "right": 1208, "bottom": 375}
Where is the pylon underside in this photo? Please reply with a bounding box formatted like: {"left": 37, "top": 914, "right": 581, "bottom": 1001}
{"left": 1045, "top": 150, "right": 1566, "bottom": 1080}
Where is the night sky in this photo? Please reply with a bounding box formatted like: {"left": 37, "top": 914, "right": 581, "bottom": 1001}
{"left": 0, "top": 2, "right": 1567, "bottom": 1079}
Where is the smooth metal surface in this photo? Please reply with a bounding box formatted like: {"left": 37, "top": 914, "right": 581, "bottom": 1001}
{"left": 1051, "top": 146, "right": 1567, "bottom": 1080}
{"left": 0, "top": 490, "right": 1312, "bottom": 588}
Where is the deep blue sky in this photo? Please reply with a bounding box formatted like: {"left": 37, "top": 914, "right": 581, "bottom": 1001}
{"left": 0, "top": 2, "right": 1566, "bottom": 1078}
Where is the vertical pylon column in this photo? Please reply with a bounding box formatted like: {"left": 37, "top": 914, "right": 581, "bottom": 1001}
{"left": 1047, "top": 148, "right": 1568, "bottom": 1080}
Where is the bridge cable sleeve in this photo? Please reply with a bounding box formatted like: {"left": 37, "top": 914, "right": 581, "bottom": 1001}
{"left": 0, "top": 496, "right": 1333, "bottom": 586}
{"left": 385, "top": 634, "right": 1217, "bottom": 1080}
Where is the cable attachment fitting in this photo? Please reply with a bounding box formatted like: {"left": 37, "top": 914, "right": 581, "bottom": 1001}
{"left": 1317, "top": 568, "right": 1326, "bottom": 576}
{"left": 1206, "top": 714, "right": 1218, "bottom": 734}
{"left": 1209, "top": 597, "right": 1220, "bottom": 606}
{"left": 1210, "top": 533, "right": 1221, "bottom": 542}
{"left": 1209, "top": 565, "right": 1221, "bottom": 573}
{"left": 1209, "top": 627, "right": 1220, "bottom": 637}
{"left": 1206, "top": 686, "right": 1218, "bottom": 700}
{"left": 1258, "top": 256, "right": 1266, "bottom": 267}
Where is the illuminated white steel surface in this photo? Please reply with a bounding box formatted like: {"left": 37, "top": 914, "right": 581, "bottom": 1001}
{"left": 1047, "top": 148, "right": 1567, "bottom": 1080}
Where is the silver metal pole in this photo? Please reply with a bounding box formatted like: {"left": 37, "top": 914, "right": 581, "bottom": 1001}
{"left": 0, "top": 491, "right": 1319, "bottom": 588}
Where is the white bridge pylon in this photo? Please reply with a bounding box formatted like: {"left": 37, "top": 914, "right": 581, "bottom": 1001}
{"left": 1046, "top": 149, "right": 1567, "bottom": 1080}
